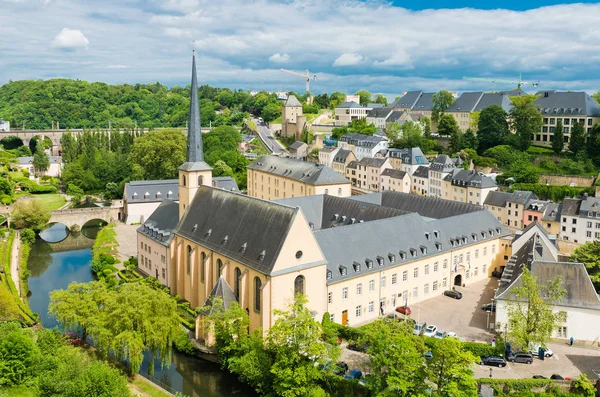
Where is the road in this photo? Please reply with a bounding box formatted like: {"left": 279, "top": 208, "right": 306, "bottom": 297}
{"left": 252, "top": 118, "right": 286, "bottom": 155}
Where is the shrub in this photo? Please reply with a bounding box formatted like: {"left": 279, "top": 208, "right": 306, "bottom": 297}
{"left": 29, "top": 184, "right": 56, "bottom": 194}
{"left": 174, "top": 329, "right": 196, "bottom": 355}
{"left": 99, "top": 253, "right": 116, "bottom": 265}
{"left": 571, "top": 374, "right": 595, "bottom": 396}
{"left": 22, "top": 168, "right": 29, "bottom": 177}
{"left": 1, "top": 195, "right": 12, "bottom": 205}
{"left": 20, "top": 228, "right": 36, "bottom": 245}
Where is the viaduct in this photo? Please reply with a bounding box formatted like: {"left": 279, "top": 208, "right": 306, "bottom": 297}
{"left": 49, "top": 206, "right": 123, "bottom": 229}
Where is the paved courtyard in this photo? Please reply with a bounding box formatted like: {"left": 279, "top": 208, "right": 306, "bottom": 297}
{"left": 411, "top": 278, "right": 498, "bottom": 342}
{"left": 114, "top": 223, "right": 139, "bottom": 261}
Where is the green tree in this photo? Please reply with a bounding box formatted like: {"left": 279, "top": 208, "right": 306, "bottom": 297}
{"left": 421, "top": 116, "right": 432, "bottom": 139}
{"left": 509, "top": 94, "right": 543, "bottom": 151}
{"left": 129, "top": 129, "right": 186, "bottom": 180}
{"left": 267, "top": 294, "right": 341, "bottom": 397}
{"left": 462, "top": 129, "right": 478, "bottom": 151}
{"left": 551, "top": 120, "right": 565, "bottom": 154}
{"left": 0, "top": 322, "right": 39, "bottom": 387}
{"left": 426, "top": 337, "right": 478, "bottom": 397}
{"left": 432, "top": 90, "right": 455, "bottom": 124}
{"left": 477, "top": 105, "right": 510, "bottom": 153}
{"left": 571, "top": 240, "right": 600, "bottom": 290}
{"left": 505, "top": 267, "right": 566, "bottom": 350}
{"left": 0, "top": 288, "right": 20, "bottom": 321}
{"left": 449, "top": 129, "right": 463, "bottom": 154}
{"left": 355, "top": 90, "right": 372, "bottom": 105}
{"left": 374, "top": 94, "right": 388, "bottom": 106}
{"left": 571, "top": 374, "right": 596, "bottom": 397}
{"left": 33, "top": 146, "right": 50, "bottom": 173}
{"left": 586, "top": 123, "right": 600, "bottom": 159}
{"left": 104, "top": 181, "right": 120, "bottom": 200}
{"left": 569, "top": 121, "right": 586, "bottom": 155}
{"left": 437, "top": 114, "right": 459, "bottom": 137}
{"left": 67, "top": 183, "right": 84, "bottom": 204}
{"left": 261, "top": 102, "right": 281, "bottom": 123}
{"left": 60, "top": 132, "right": 78, "bottom": 163}
{"left": 20, "top": 228, "right": 36, "bottom": 244}
{"left": 213, "top": 160, "right": 234, "bottom": 177}
{"left": 11, "top": 199, "right": 51, "bottom": 233}
{"left": 348, "top": 118, "right": 376, "bottom": 135}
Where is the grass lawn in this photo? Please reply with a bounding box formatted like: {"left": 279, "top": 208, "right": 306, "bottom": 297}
{"left": 130, "top": 377, "right": 174, "bottom": 397}
{"left": 27, "top": 194, "right": 66, "bottom": 211}
{"left": 527, "top": 145, "right": 555, "bottom": 154}
{"left": 0, "top": 386, "right": 38, "bottom": 397}
{"left": 271, "top": 116, "right": 282, "bottom": 124}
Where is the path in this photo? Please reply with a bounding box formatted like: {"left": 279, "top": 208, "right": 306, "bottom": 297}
{"left": 10, "top": 230, "right": 21, "bottom": 298}
{"left": 114, "top": 223, "right": 139, "bottom": 262}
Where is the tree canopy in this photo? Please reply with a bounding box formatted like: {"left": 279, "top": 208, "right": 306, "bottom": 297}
{"left": 129, "top": 129, "right": 186, "bottom": 180}
{"left": 509, "top": 94, "right": 543, "bottom": 151}
{"left": 437, "top": 114, "right": 459, "bottom": 137}
{"left": 32, "top": 146, "right": 50, "bottom": 173}
{"left": 11, "top": 198, "right": 51, "bottom": 233}
{"left": 477, "top": 104, "right": 510, "bottom": 153}
{"left": 571, "top": 241, "right": 600, "bottom": 291}
{"left": 432, "top": 90, "right": 455, "bottom": 124}
{"left": 551, "top": 120, "right": 565, "bottom": 154}
{"left": 569, "top": 121, "right": 586, "bottom": 155}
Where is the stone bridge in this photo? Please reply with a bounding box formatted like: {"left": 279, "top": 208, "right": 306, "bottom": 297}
{"left": 49, "top": 206, "right": 123, "bottom": 229}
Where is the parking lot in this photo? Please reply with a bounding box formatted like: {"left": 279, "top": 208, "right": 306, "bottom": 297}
{"left": 411, "top": 277, "right": 498, "bottom": 342}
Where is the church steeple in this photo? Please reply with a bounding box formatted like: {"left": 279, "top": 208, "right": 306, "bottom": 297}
{"left": 187, "top": 50, "right": 203, "bottom": 163}
{"left": 178, "top": 50, "right": 212, "bottom": 219}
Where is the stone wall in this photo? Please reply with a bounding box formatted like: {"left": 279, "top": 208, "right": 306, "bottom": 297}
{"left": 538, "top": 173, "right": 597, "bottom": 187}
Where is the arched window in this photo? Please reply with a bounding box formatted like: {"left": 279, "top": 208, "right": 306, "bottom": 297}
{"left": 200, "top": 252, "right": 206, "bottom": 283}
{"left": 254, "top": 277, "right": 261, "bottom": 312}
{"left": 217, "top": 259, "right": 223, "bottom": 276}
{"left": 294, "top": 275, "right": 305, "bottom": 296}
{"left": 186, "top": 245, "right": 192, "bottom": 275}
{"left": 234, "top": 267, "right": 241, "bottom": 299}
{"left": 182, "top": 175, "right": 187, "bottom": 187}
{"left": 198, "top": 175, "right": 204, "bottom": 186}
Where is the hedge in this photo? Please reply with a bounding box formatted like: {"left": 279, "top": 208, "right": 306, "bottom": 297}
{"left": 179, "top": 317, "right": 196, "bottom": 331}
{"left": 478, "top": 378, "right": 570, "bottom": 396}
{"left": 510, "top": 183, "right": 595, "bottom": 202}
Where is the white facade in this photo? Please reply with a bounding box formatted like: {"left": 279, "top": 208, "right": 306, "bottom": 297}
{"left": 355, "top": 140, "right": 388, "bottom": 161}
{"left": 318, "top": 147, "right": 340, "bottom": 168}
{"left": 0, "top": 119, "right": 9, "bottom": 132}
{"left": 124, "top": 201, "right": 165, "bottom": 225}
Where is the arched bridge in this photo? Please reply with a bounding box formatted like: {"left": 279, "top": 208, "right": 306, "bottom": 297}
{"left": 50, "top": 206, "right": 123, "bottom": 229}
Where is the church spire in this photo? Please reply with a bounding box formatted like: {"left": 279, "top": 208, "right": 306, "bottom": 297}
{"left": 187, "top": 50, "right": 203, "bottom": 162}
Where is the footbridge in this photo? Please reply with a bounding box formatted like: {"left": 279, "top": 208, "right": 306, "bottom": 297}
{"left": 49, "top": 206, "right": 122, "bottom": 229}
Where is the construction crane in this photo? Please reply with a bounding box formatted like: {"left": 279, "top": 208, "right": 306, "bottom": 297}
{"left": 280, "top": 69, "right": 316, "bottom": 94}
{"left": 462, "top": 73, "right": 539, "bottom": 90}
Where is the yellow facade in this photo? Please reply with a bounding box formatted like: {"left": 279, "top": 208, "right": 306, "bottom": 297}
{"left": 247, "top": 169, "right": 351, "bottom": 200}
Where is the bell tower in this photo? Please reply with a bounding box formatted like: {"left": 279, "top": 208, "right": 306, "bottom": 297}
{"left": 178, "top": 50, "right": 212, "bottom": 219}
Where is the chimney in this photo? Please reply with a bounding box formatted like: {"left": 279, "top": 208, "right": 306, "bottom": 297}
{"left": 213, "top": 180, "right": 219, "bottom": 188}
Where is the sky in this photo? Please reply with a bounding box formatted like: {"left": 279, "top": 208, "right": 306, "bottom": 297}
{"left": 1, "top": 0, "right": 599, "bottom": 98}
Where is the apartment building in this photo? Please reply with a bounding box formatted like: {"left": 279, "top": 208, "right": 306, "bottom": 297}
{"left": 391, "top": 91, "right": 435, "bottom": 121}
{"left": 380, "top": 168, "right": 410, "bottom": 193}
{"left": 523, "top": 200, "right": 552, "bottom": 229}
{"left": 386, "top": 148, "right": 404, "bottom": 169}
{"left": 335, "top": 101, "right": 384, "bottom": 126}
{"left": 338, "top": 133, "right": 389, "bottom": 160}
{"left": 442, "top": 169, "right": 498, "bottom": 205}
{"left": 318, "top": 146, "right": 340, "bottom": 167}
{"left": 428, "top": 154, "right": 457, "bottom": 198}
{"left": 366, "top": 107, "right": 394, "bottom": 130}
{"left": 385, "top": 110, "right": 414, "bottom": 131}
{"left": 446, "top": 92, "right": 515, "bottom": 132}
{"left": 533, "top": 91, "right": 600, "bottom": 148}
{"left": 332, "top": 149, "right": 356, "bottom": 176}
{"left": 345, "top": 157, "right": 391, "bottom": 192}
{"left": 412, "top": 166, "right": 429, "bottom": 196}
{"left": 559, "top": 195, "right": 600, "bottom": 244}
{"left": 393, "top": 147, "right": 429, "bottom": 175}
{"left": 483, "top": 190, "right": 538, "bottom": 229}
{"left": 541, "top": 202, "right": 562, "bottom": 236}
{"left": 247, "top": 155, "right": 351, "bottom": 200}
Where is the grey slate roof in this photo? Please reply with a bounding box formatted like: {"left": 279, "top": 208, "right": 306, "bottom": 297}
{"left": 357, "top": 157, "right": 388, "bottom": 168}
{"left": 317, "top": 210, "right": 509, "bottom": 284}
{"left": 535, "top": 91, "right": 600, "bottom": 117}
{"left": 391, "top": 91, "right": 422, "bottom": 109}
{"left": 248, "top": 156, "right": 350, "bottom": 186}
{"left": 526, "top": 200, "right": 552, "bottom": 213}
{"left": 473, "top": 93, "right": 513, "bottom": 113}
{"left": 381, "top": 168, "right": 407, "bottom": 179}
{"left": 179, "top": 51, "right": 212, "bottom": 172}
{"left": 333, "top": 149, "right": 352, "bottom": 163}
{"left": 137, "top": 200, "right": 179, "bottom": 246}
{"left": 484, "top": 190, "right": 511, "bottom": 207}
{"left": 561, "top": 198, "right": 581, "bottom": 217}
{"left": 199, "top": 276, "right": 239, "bottom": 315}
{"left": 346, "top": 161, "right": 357, "bottom": 170}
{"left": 578, "top": 195, "right": 600, "bottom": 217}
{"left": 284, "top": 95, "right": 302, "bottom": 107}
{"left": 212, "top": 176, "right": 239, "bottom": 192}
{"left": 446, "top": 92, "right": 484, "bottom": 112}
{"left": 444, "top": 169, "right": 497, "bottom": 189}
{"left": 542, "top": 203, "right": 562, "bottom": 222}
{"left": 176, "top": 186, "right": 298, "bottom": 274}
{"left": 275, "top": 194, "right": 409, "bottom": 231}
{"left": 413, "top": 165, "right": 429, "bottom": 179}
{"left": 387, "top": 110, "right": 408, "bottom": 124}
{"left": 388, "top": 147, "right": 428, "bottom": 165}
{"left": 18, "top": 156, "right": 62, "bottom": 165}
{"left": 412, "top": 93, "right": 435, "bottom": 111}
{"left": 337, "top": 101, "right": 364, "bottom": 109}
{"left": 429, "top": 154, "right": 456, "bottom": 172}
{"left": 289, "top": 141, "right": 308, "bottom": 150}
{"left": 125, "top": 179, "right": 179, "bottom": 203}
{"left": 366, "top": 107, "right": 394, "bottom": 118}
{"left": 508, "top": 190, "right": 537, "bottom": 205}
{"left": 339, "top": 133, "right": 387, "bottom": 148}
{"left": 351, "top": 190, "right": 484, "bottom": 219}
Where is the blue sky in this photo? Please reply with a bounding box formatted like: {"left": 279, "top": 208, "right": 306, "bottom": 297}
{"left": 0, "top": 0, "right": 599, "bottom": 98}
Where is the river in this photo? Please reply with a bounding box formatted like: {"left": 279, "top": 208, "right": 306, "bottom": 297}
{"left": 29, "top": 223, "right": 256, "bottom": 397}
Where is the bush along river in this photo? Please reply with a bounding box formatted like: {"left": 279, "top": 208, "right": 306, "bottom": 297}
{"left": 29, "top": 222, "right": 256, "bottom": 397}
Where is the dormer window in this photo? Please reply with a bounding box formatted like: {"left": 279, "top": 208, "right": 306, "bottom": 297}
{"left": 222, "top": 235, "right": 229, "bottom": 244}
{"left": 435, "top": 242, "right": 442, "bottom": 251}
{"left": 461, "top": 236, "right": 467, "bottom": 244}
{"left": 353, "top": 262, "right": 361, "bottom": 272}
{"left": 205, "top": 229, "right": 212, "bottom": 237}
{"left": 376, "top": 256, "right": 384, "bottom": 266}
{"left": 388, "top": 253, "right": 395, "bottom": 263}
{"left": 472, "top": 233, "right": 477, "bottom": 241}
{"left": 339, "top": 265, "right": 347, "bottom": 276}
{"left": 327, "top": 270, "right": 332, "bottom": 280}
{"left": 410, "top": 248, "right": 417, "bottom": 257}
{"left": 258, "top": 250, "right": 266, "bottom": 261}
{"left": 424, "top": 232, "right": 430, "bottom": 240}
{"left": 156, "top": 191, "right": 161, "bottom": 199}
{"left": 481, "top": 231, "right": 486, "bottom": 238}
{"left": 420, "top": 246, "right": 427, "bottom": 255}
{"left": 192, "top": 224, "right": 197, "bottom": 233}
{"left": 489, "top": 229, "right": 494, "bottom": 236}
{"left": 132, "top": 192, "right": 138, "bottom": 199}
{"left": 167, "top": 190, "right": 173, "bottom": 198}
{"left": 366, "top": 259, "right": 373, "bottom": 269}
{"left": 240, "top": 242, "right": 247, "bottom": 253}
{"left": 144, "top": 192, "right": 150, "bottom": 199}
{"left": 496, "top": 227, "right": 501, "bottom": 234}
{"left": 399, "top": 251, "right": 407, "bottom": 260}
{"left": 433, "top": 230, "right": 439, "bottom": 238}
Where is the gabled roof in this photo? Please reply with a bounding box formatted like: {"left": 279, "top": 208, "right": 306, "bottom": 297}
{"left": 333, "top": 149, "right": 352, "bottom": 163}
{"left": 412, "top": 93, "right": 435, "bottom": 111}
{"left": 391, "top": 91, "right": 422, "bottom": 109}
{"left": 413, "top": 165, "right": 430, "bottom": 179}
{"left": 366, "top": 107, "right": 394, "bottom": 119}
{"left": 473, "top": 93, "right": 513, "bottom": 113}
{"left": 484, "top": 191, "right": 511, "bottom": 207}
{"left": 289, "top": 141, "right": 308, "bottom": 150}
{"left": 444, "top": 169, "right": 497, "bottom": 189}
{"left": 561, "top": 198, "right": 582, "bottom": 217}
{"left": 176, "top": 186, "right": 298, "bottom": 274}
{"left": 387, "top": 110, "right": 407, "bottom": 123}
{"left": 339, "top": 133, "right": 387, "bottom": 147}
{"left": 212, "top": 176, "right": 239, "bottom": 192}
{"left": 446, "top": 92, "right": 484, "bottom": 113}
{"left": 198, "top": 276, "right": 239, "bottom": 315}
{"left": 507, "top": 190, "right": 537, "bottom": 205}
{"left": 337, "top": 101, "right": 364, "bottom": 109}
{"left": 137, "top": 200, "right": 179, "bottom": 246}
{"left": 124, "top": 179, "right": 179, "bottom": 203}
{"left": 346, "top": 161, "right": 358, "bottom": 170}
{"left": 357, "top": 157, "right": 388, "bottom": 168}
{"left": 429, "top": 154, "right": 456, "bottom": 172}
{"left": 284, "top": 95, "right": 302, "bottom": 107}
{"left": 18, "top": 156, "right": 62, "bottom": 165}
{"left": 578, "top": 195, "right": 600, "bottom": 216}
{"left": 381, "top": 168, "right": 407, "bottom": 179}
{"left": 526, "top": 199, "right": 552, "bottom": 213}
{"left": 387, "top": 147, "right": 428, "bottom": 165}
{"left": 535, "top": 91, "right": 600, "bottom": 117}
{"left": 542, "top": 202, "right": 562, "bottom": 222}
{"left": 248, "top": 156, "right": 350, "bottom": 186}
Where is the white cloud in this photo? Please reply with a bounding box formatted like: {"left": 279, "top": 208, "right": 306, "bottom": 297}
{"left": 269, "top": 53, "right": 289, "bottom": 63}
{"left": 332, "top": 53, "right": 364, "bottom": 67}
{"left": 52, "top": 27, "right": 88, "bottom": 49}
{"left": 163, "top": 27, "right": 192, "bottom": 38}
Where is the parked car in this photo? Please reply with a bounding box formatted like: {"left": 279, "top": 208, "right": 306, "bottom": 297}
{"left": 532, "top": 375, "right": 547, "bottom": 379}
{"left": 347, "top": 342, "right": 369, "bottom": 352}
{"left": 423, "top": 325, "right": 438, "bottom": 337}
{"left": 528, "top": 344, "right": 553, "bottom": 357}
{"left": 507, "top": 352, "right": 533, "bottom": 364}
{"left": 445, "top": 331, "right": 458, "bottom": 339}
{"left": 434, "top": 331, "right": 446, "bottom": 339}
{"left": 413, "top": 322, "right": 427, "bottom": 336}
{"left": 481, "top": 356, "right": 507, "bottom": 367}
{"left": 550, "top": 374, "right": 565, "bottom": 380}
{"left": 443, "top": 290, "right": 463, "bottom": 299}
{"left": 334, "top": 362, "right": 349, "bottom": 375}
{"left": 481, "top": 303, "right": 496, "bottom": 312}
{"left": 345, "top": 369, "right": 362, "bottom": 380}
{"left": 395, "top": 305, "right": 412, "bottom": 316}
{"left": 424, "top": 351, "right": 433, "bottom": 360}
